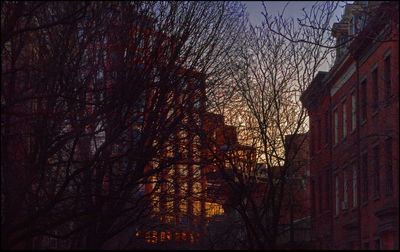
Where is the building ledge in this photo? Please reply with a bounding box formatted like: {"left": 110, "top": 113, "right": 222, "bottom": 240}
{"left": 374, "top": 204, "right": 397, "bottom": 219}
{"left": 375, "top": 203, "right": 398, "bottom": 235}
{"left": 377, "top": 221, "right": 397, "bottom": 235}
{"left": 343, "top": 217, "right": 359, "bottom": 230}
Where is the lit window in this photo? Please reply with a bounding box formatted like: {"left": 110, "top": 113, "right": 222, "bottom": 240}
{"left": 166, "top": 231, "right": 171, "bottom": 241}
{"left": 160, "top": 232, "right": 166, "bottom": 242}
{"left": 193, "top": 201, "right": 201, "bottom": 216}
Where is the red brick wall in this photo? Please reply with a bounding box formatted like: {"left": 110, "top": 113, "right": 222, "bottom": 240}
{"left": 302, "top": 2, "right": 399, "bottom": 249}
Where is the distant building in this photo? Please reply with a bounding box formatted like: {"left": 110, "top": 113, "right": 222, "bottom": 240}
{"left": 102, "top": 16, "right": 257, "bottom": 248}
{"left": 277, "top": 133, "right": 312, "bottom": 249}
{"left": 301, "top": 1, "right": 399, "bottom": 250}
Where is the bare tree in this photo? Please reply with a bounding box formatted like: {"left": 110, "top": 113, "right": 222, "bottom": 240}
{"left": 1, "top": 1, "right": 246, "bottom": 249}
{"left": 202, "top": 2, "right": 334, "bottom": 249}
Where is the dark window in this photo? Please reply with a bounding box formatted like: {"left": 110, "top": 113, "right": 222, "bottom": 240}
{"left": 343, "top": 168, "right": 349, "bottom": 209}
{"left": 326, "top": 170, "right": 330, "bottom": 209}
{"left": 373, "top": 145, "right": 380, "bottom": 197}
{"left": 352, "top": 163, "right": 358, "bottom": 208}
{"left": 361, "top": 79, "right": 367, "bottom": 122}
{"left": 318, "top": 119, "right": 321, "bottom": 150}
{"left": 385, "top": 138, "right": 393, "bottom": 195}
{"left": 363, "top": 242, "right": 369, "bottom": 250}
{"left": 193, "top": 100, "right": 201, "bottom": 110}
{"left": 311, "top": 125, "right": 315, "bottom": 155}
{"left": 375, "top": 239, "right": 381, "bottom": 250}
{"left": 342, "top": 101, "right": 347, "bottom": 138}
{"left": 311, "top": 179, "right": 316, "bottom": 216}
{"left": 372, "top": 68, "right": 379, "bottom": 111}
{"left": 335, "top": 174, "right": 340, "bottom": 215}
{"left": 384, "top": 56, "right": 391, "bottom": 101}
{"left": 334, "top": 109, "right": 339, "bottom": 144}
{"left": 351, "top": 93, "right": 357, "bottom": 131}
{"left": 362, "top": 152, "right": 368, "bottom": 203}
{"left": 325, "top": 111, "right": 329, "bottom": 144}
{"left": 318, "top": 175, "right": 322, "bottom": 212}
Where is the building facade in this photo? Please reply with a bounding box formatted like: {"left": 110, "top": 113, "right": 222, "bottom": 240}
{"left": 277, "top": 133, "right": 312, "bottom": 249}
{"left": 301, "top": 1, "right": 399, "bottom": 250}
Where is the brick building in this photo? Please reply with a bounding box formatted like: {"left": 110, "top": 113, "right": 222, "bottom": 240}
{"left": 101, "top": 15, "right": 257, "bottom": 248}
{"left": 277, "top": 133, "right": 312, "bottom": 249}
{"left": 301, "top": 1, "right": 399, "bottom": 250}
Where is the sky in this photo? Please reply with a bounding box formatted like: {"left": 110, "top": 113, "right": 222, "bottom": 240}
{"left": 242, "top": 1, "right": 347, "bottom": 72}
{"left": 243, "top": 1, "right": 346, "bottom": 26}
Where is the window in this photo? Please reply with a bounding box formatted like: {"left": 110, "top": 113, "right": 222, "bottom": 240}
{"left": 350, "top": 17, "right": 356, "bottom": 35}
{"left": 335, "top": 175, "right": 339, "bottom": 215}
{"left": 32, "top": 98, "right": 38, "bottom": 113}
{"left": 375, "top": 239, "right": 381, "bottom": 250}
{"left": 361, "top": 79, "right": 367, "bottom": 122}
{"left": 362, "top": 152, "right": 368, "bottom": 203}
{"left": 325, "top": 110, "right": 329, "bottom": 144}
{"left": 318, "top": 119, "right": 321, "bottom": 150}
{"left": 342, "top": 101, "right": 347, "bottom": 139}
{"left": 194, "top": 100, "right": 201, "bottom": 109}
{"left": 372, "top": 145, "right": 380, "bottom": 197}
{"left": 334, "top": 109, "right": 338, "bottom": 145}
{"left": 385, "top": 138, "right": 393, "bottom": 195}
{"left": 311, "top": 125, "right": 315, "bottom": 154}
{"left": 350, "top": 14, "right": 366, "bottom": 35}
{"left": 318, "top": 175, "right": 322, "bottom": 212}
{"left": 343, "top": 169, "right": 348, "bottom": 210}
{"left": 326, "top": 170, "right": 331, "bottom": 209}
{"left": 336, "top": 36, "right": 348, "bottom": 59}
{"left": 372, "top": 68, "right": 379, "bottom": 111}
{"left": 311, "top": 179, "right": 316, "bottom": 215}
{"left": 384, "top": 56, "right": 391, "bottom": 101}
{"left": 351, "top": 93, "right": 357, "bottom": 131}
{"left": 352, "top": 164, "right": 358, "bottom": 207}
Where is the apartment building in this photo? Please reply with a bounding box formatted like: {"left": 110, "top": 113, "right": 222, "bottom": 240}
{"left": 301, "top": 1, "right": 399, "bottom": 249}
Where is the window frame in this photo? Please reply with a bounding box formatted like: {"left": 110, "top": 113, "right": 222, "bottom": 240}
{"left": 342, "top": 100, "right": 347, "bottom": 139}
{"left": 384, "top": 53, "right": 391, "bottom": 102}
{"left": 360, "top": 78, "right": 367, "bottom": 124}
{"left": 372, "top": 143, "right": 380, "bottom": 198}
{"left": 371, "top": 66, "right": 379, "bottom": 112}
{"left": 385, "top": 137, "right": 393, "bottom": 195}
{"left": 352, "top": 163, "right": 358, "bottom": 208}
{"left": 361, "top": 151, "right": 369, "bottom": 204}
{"left": 334, "top": 109, "right": 339, "bottom": 145}
{"left": 351, "top": 91, "right": 357, "bottom": 132}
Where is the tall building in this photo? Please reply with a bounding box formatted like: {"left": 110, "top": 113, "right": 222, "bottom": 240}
{"left": 301, "top": 1, "right": 399, "bottom": 250}
{"left": 101, "top": 14, "right": 257, "bottom": 249}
